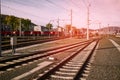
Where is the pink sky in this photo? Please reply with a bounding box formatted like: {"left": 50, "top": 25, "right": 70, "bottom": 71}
{"left": 1, "top": 0, "right": 120, "bottom": 29}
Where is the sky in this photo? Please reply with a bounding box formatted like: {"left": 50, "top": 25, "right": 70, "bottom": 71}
{"left": 1, "top": 0, "right": 120, "bottom": 29}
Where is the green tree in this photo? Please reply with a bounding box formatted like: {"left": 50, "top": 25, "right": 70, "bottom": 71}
{"left": 1, "top": 15, "right": 6, "bottom": 25}
{"left": 5, "top": 15, "right": 19, "bottom": 31}
{"left": 14, "top": 17, "right": 19, "bottom": 31}
{"left": 5, "top": 16, "right": 13, "bottom": 30}
{"left": 2, "top": 14, "right": 32, "bottom": 31}
{"left": 21, "top": 19, "right": 31, "bottom": 31}
{"left": 46, "top": 23, "right": 53, "bottom": 31}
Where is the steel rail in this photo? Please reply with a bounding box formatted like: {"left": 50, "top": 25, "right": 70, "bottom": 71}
{"left": 36, "top": 39, "right": 99, "bottom": 80}
{"left": 0, "top": 40, "right": 94, "bottom": 71}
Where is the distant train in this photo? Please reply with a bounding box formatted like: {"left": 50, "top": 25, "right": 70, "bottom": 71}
{"left": 1, "top": 30, "right": 90, "bottom": 39}
{"left": 1, "top": 30, "right": 57, "bottom": 36}
{"left": 1, "top": 25, "right": 90, "bottom": 38}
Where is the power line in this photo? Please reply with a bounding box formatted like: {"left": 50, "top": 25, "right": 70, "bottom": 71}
{"left": 82, "top": 0, "right": 88, "bottom": 8}
{"left": 49, "top": 18, "right": 70, "bottom": 25}
{"left": 2, "top": 1, "right": 78, "bottom": 27}
{"left": 45, "top": 0, "right": 69, "bottom": 11}
{"left": 70, "top": 0, "right": 81, "bottom": 9}
{"left": 45, "top": 0, "right": 74, "bottom": 26}
{"left": 1, "top": 4, "right": 47, "bottom": 20}
{"left": 63, "top": 0, "right": 82, "bottom": 14}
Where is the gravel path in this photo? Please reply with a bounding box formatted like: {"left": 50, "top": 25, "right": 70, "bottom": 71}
{"left": 87, "top": 37, "right": 120, "bottom": 80}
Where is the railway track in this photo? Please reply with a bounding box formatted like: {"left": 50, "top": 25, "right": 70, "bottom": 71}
{"left": 33, "top": 39, "right": 99, "bottom": 80}
{"left": 0, "top": 38, "right": 99, "bottom": 80}
{"left": 0, "top": 39, "right": 94, "bottom": 72}
{"left": 1, "top": 37, "right": 65, "bottom": 51}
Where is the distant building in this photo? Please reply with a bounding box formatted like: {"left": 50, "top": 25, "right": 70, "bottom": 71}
{"left": 100, "top": 26, "right": 120, "bottom": 35}
{"left": 34, "top": 25, "right": 48, "bottom": 32}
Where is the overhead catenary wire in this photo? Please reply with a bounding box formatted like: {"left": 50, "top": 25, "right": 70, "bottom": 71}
{"left": 45, "top": 0, "right": 74, "bottom": 26}
{"left": 8, "top": 0, "right": 71, "bottom": 25}
{"left": 82, "top": 0, "right": 88, "bottom": 8}
{"left": 45, "top": 0, "right": 69, "bottom": 11}
{"left": 2, "top": 4, "right": 69, "bottom": 28}
{"left": 1, "top": 0, "right": 84, "bottom": 27}
{"left": 70, "top": 0, "right": 81, "bottom": 9}
{"left": 63, "top": 0, "right": 82, "bottom": 14}
{"left": 46, "top": 0, "right": 79, "bottom": 26}
{"left": 1, "top": 4, "right": 48, "bottom": 20}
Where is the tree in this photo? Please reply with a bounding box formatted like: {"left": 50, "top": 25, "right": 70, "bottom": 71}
{"left": 46, "top": 23, "right": 53, "bottom": 31}
{"left": 21, "top": 19, "right": 31, "bottom": 31}
{"left": 14, "top": 17, "right": 19, "bottom": 31}
{"left": 5, "top": 15, "right": 19, "bottom": 31}
{"left": 1, "top": 14, "right": 32, "bottom": 31}
{"left": 1, "top": 15, "right": 6, "bottom": 25}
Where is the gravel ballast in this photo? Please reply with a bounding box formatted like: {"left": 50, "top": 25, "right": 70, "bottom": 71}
{"left": 87, "top": 37, "right": 120, "bottom": 80}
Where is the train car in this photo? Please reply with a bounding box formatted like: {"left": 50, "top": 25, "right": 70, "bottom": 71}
{"left": 1, "top": 31, "right": 11, "bottom": 36}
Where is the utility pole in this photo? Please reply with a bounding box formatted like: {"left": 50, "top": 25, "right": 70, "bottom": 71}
{"left": 0, "top": 0, "right": 2, "bottom": 56}
{"left": 19, "top": 19, "right": 21, "bottom": 37}
{"left": 0, "top": 18, "right": 2, "bottom": 56}
{"left": 71, "top": 9, "right": 72, "bottom": 26}
{"left": 70, "top": 9, "right": 73, "bottom": 37}
{"left": 87, "top": 3, "right": 90, "bottom": 40}
{"left": 108, "top": 24, "right": 109, "bottom": 34}
{"left": 57, "top": 17, "right": 59, "bottom": 28}
{"left": 99, "top": 22, "right": 101, "bottom": 35}
{"left": 57, "top": 17, "right": 60, "bottom": 37}
{"left": 108, "top": 24, "right": 110, "bottom": 37}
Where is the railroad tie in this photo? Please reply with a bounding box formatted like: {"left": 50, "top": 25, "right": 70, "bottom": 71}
{"left": 59, "top": 68, "right": 78, "bottom": 72}
{"left": 50, "top": 75, "right": 73, "bottom": 80}
{"left": 55, "top": 71, "right": 76, "bottom": 76}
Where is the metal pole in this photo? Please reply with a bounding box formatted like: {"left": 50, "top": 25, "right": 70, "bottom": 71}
{"left": 0, "top": 0, "right": 2, "bottom": 56}
{"left": 0, "top": 16, "right": 2, "bottom": 56}
{"left": 70, "top": 9, "right": 72, "bottom": 37}
{"left": 99, "top": 22, "right": 101, "bottom": 35}
{"left": 19, "top": 19, "right": 21, "bottom": 37}
{"left": 87, "top": 4, "right": 90, "bottom": 40}
{"left": 57, "top": 17, "right": 59, "bottom": 37}
{"left": 57, "top": 18, "right": 59, "bottom": 30}
{"left": 10, "top": 37, "right": 17, "bottom": 54}
{"left": 108, "top": 24, "right": 109, "bottom": 37}
{"left": 71, "top": 9, "right": 72, "bottom": 26}
{"left": 12, "top": 45, "right": 16, "bottom": 54}
{"left": 49, "top": 20, "right": 54, "bottom": 38}
{"left": 49, "top": 22, "right": 50, "bottom": 38}
{"left": 108, "top": 24, "right": 109, "bottom": 33}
